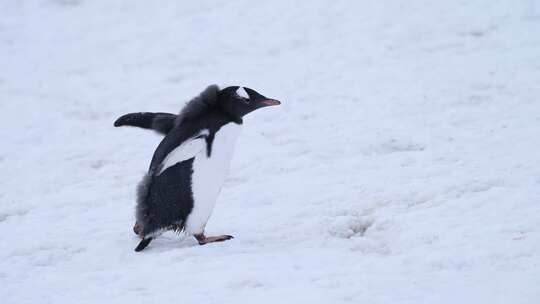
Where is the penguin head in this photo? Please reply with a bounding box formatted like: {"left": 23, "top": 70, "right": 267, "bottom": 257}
{"left": 219, "top": 86, "right": 280, "bottom": 121}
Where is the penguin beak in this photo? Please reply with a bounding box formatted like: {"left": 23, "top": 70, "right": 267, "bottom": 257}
{"left": 259, "top": 99, "right": 281, "bottom": 107}
{"left": 243, "top": 87, "right": 281, "bottom": 108}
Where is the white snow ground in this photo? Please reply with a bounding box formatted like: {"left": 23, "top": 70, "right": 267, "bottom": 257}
{"left": 1, "top": 1, "right": 540, "bottom": 303}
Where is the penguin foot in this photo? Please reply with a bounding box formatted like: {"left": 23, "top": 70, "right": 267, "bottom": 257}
{"left": 134, "top": 237, "right": 153, "bottom": 252}
{"left": 194, "top": 234, "right": 234, "bottom": 245}
{"left": 133, "top": 222, "right": 140, "bottom": 235}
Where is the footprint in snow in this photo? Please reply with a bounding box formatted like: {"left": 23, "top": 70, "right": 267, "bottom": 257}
{"left": 367, "top": 139, "right": 425, "bottom": 155}
{"left": 0, "top": 209, "right": 29, "bottom": 223}
{"left": 327, "top": 215, "right": 374, "bottom": 239}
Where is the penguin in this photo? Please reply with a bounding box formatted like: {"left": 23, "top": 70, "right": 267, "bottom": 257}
{"left": 114, "top": 85, "right": 281, "bottom": 252}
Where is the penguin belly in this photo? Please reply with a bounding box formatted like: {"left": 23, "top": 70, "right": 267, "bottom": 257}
{"left": 184, "top": 123, "right": 241, "bottom": 235}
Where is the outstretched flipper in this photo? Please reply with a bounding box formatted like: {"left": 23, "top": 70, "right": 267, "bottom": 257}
{"left": 114, "top": 112, "right": 177, "bottom": 135}
{"left": 134, "top": 237, "right": 153, "bottom": 252}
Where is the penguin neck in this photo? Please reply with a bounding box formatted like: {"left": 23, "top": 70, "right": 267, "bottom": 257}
{"left": 219, "top": 108, "right": 243, "bottom": 124}
{"left": 230, "top": 116, "right": 243, "bottom": 124}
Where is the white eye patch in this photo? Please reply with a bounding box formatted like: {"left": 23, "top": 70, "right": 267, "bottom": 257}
{"left": 236, "top": 87, "right": 249, "bottom": 99}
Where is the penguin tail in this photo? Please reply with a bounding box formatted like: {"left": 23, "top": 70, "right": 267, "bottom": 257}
{"left": 134, "top": 237, "right": 153, "bottom": 252}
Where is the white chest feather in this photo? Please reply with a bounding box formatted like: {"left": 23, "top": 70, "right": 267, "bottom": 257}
{"left": 184, "top": 123, "right": 241, "bottom": 234}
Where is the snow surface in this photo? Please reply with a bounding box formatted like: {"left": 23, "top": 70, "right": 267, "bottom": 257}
{"left": 1, "top": 1, "right": 540, "bottom": 303}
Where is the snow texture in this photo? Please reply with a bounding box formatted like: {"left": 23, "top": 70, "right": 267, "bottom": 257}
{"left": 1, "top": 1, "right": 539, "bottom": 303}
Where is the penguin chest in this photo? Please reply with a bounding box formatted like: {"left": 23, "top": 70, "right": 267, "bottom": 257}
{"left": 184, "top": 123, "right": 241, "bottom": 234}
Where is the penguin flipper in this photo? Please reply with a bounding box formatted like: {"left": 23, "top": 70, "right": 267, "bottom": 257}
{"left": 114, "top": 112, "right": 177, "bottom": 135}
{"left": 134, "top": 237, "right": 153, "bottom": 252}
{"left": 157, "top": 132, "right": 208, "bottom": 175}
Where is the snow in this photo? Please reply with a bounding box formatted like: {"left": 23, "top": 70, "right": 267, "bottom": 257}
{"left": 1, "top": 1, "right": 539, "bottom": 303}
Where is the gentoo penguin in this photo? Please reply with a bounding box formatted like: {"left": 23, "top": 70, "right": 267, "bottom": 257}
{"left": 114, "top": 85, "right": 280, "bottom": 252}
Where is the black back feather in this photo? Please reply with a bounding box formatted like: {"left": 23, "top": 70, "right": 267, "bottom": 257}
{"left": 174, "top": 84, "right": 220, "bottom": 126}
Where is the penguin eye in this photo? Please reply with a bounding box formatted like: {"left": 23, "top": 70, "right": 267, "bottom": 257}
{"left": 240, "top": 97, "right": 250, "bottom": 104}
